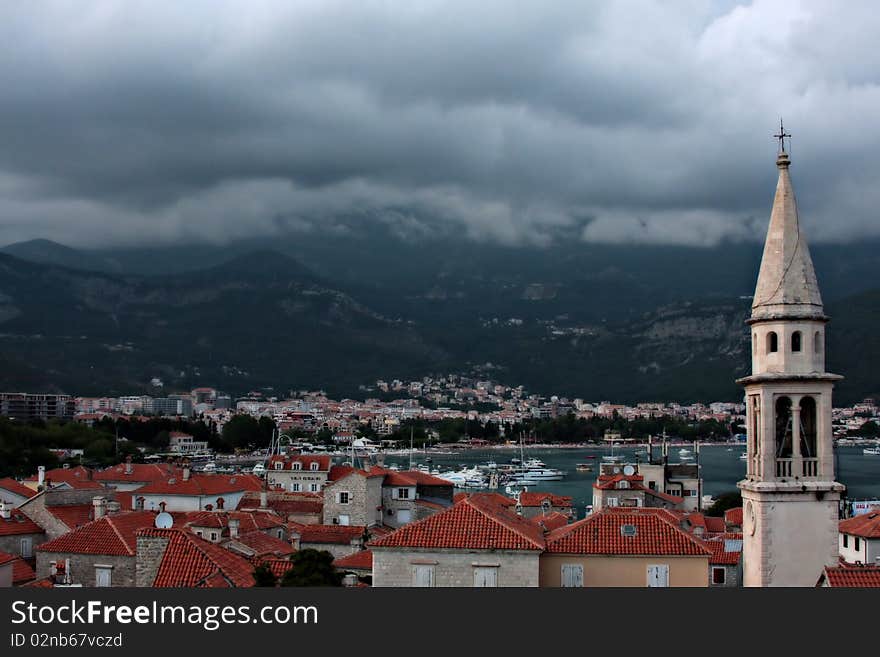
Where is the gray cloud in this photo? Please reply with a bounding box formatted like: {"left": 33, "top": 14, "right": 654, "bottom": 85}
{"left": 1, "top": 1, "right": 879, "bottom": 248}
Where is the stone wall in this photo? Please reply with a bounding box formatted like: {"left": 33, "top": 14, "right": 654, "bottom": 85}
{"left": 35, "top": 551, "right": 135, "bottom": 587}
{"left": 135, "top": 534, "right": 171, "bottom": 587}
{"left": 323, "top": 474, "right": 382, "bottom": 527}
{"left": 0, "top": 532, "right": 44, "bottom": 559}
{"left": 372, "top": 547, "right": 541, "bottom": 587}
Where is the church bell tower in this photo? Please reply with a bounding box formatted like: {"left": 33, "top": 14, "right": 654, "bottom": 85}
{"left": 737, "top": 125, "right": 844, "bottom": 587}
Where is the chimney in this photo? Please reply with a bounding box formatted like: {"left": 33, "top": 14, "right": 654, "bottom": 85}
{"left": 205, "top": 503, "right": 214, "bottom": 512}
{"left": 125, "top": 455, "right": 133, "bottom": 475}
{"left": 135, "top": 496, "right": 145, "bottom": 511}
{"left": 38, "top": 465, "right": 46, "bottom": 486}
{"left": 260, "top": 491, "right": 268, "bottom": 509}
{"left": 159, "top": 501, "right": 166, "bottom": 513}
{"left": 216, "top": 497, "right": 225, "bottom": 510}
{"left": 0, "top": 503, "right": 10, "bottom": 520}
{"left": 92, "top": 496, "right": 106, "bottom": 519}
{"left": 342, "top": 573, "right": 358, "bottom": 587}
{"left": 182, "top": 463, "right": 191, "bottom": 481}
{"left": 106, "top": 500, "right": 121, "bottom": 515}
{"left": 228, "top": 517, "right": 240, "bottom": 538}
{"left": 49, "top": 561, "right": 58, "bottom": 577}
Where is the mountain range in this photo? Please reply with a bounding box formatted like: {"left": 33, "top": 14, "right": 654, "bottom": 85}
{"left": 1, "top": 237, "right": 878, "bottom": 404}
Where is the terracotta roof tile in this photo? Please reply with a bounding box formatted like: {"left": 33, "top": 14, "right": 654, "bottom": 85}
{"left": 0, "top": 509, "right": 45, "bottom": 536}
{"left": 703, "top": 538, "right": 742, "bottom": 565}
{"left": 334, "top": 550, "right": 373, "bottom": 570}
{"left": 268, "top": 455, "right": 332, "bottom": 471}
{"left": 37, "top": 511, "right": 157, "bottom": 556}
{"left": 724, "top": 507, "right": 743, "bottom": 526}
{"left": 0, "top": 478, "right": 37, "bottom": 501}
{"left": 259, "top": 558, "right": 294, "bottom": 580}
{"left": 369, "top": 493, "right": 545, "bottom": 551}
{"left": 545, "top": 508, "right": 711, "bottom": 556}
{"left": 0, "top": 553, "right": 37, "bottom": 585}
{"left": 822, "top": 565, "right": 880, "bottom": 587}
{"left": 138, "top": 527, "right": 255, "bottom": 588}
{"left": 518, "top": 492, "right": 573, "bottom": 508}
{"left": 26, "top": 466, "right": 93, "bottom": 486}
{"left": 839, "top": 512, "right": 880, "bottom": 539}
{"left": 229, "top": 531, "right": 294, "bottom": 558}
{"left": 528, "top": 512, "right": 570, "bottom": 532}
{"left": 46, "top": 504, "right": 94, "bottom": 531}
{"left": 93, "top": 463, "right": 179, "bottom": 484}
{"left": 137, "top": 473, "right": 260, "bottom": 496}
{"left": 295, "top": 524, "right": 366, "bottom": 544}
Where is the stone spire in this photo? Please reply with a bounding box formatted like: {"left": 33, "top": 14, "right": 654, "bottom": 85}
{"left": 751, "top": 150, "right": 824, "bottom": 321}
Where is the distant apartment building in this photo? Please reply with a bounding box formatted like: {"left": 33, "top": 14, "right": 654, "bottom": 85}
{"left": 0, "top": 393, "right": 75, "bottom": 421}
{"left": 150, "top": 396, "right": 193, "bottom": 417}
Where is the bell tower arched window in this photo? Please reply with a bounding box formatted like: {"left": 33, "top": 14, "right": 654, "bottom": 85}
{"left": 814, "top": 331, "right": 822, "bottom": 354}
{"left": 791, "top": 331, "right": 802, "bottom": 352}
{"left": 775, "top": 396, "right": 793, "bottom": 458}
{"left": 799, "top": 396, "right": 817, "bottom": 458}
{"left": 767, "top": 332, "right": 778, "bottom": 354}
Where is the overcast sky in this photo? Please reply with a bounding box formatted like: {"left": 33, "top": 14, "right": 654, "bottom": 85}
{"left": 1, "top": 1, "right": 879, "bottom": 249}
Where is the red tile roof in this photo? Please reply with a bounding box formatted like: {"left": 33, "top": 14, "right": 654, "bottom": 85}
{"left": 369, "top": 493, "right": 545, "bottom": 551}
{"left": 518, "top": 492, "right": 573, "bottom": 508}
{"left": 822, "top": 565, "right": 880, "bottom": 587}
{"left": 0, "top": 478, "right": 37, "bottom": 501}
{"left": 235, "top": 491, "right": 323, "bottom": 516}
{"left": 704, "top": 516, "right": 726, "bottom": 533}
{"left": 26, "top": 466, "right": 94, "bottom": 486}
{"left": 295, "top": 524, "right": 366, "bottom": 544}
{"left": 46, "top": 504, "right": 94, "bottom": 531}
{"left": 231, "top": 531, "right": 294, "bottom": 558}
{"left": 259, "top": 558, "right": 294, "bottom": 580}
{"left": 183, "top": 511, "right": 285, "bottom": 532}
{"left": 93, "top": 463, "right": 179, "bottom": 484}
{"left": 268, "top": 455, "right": 332, "bottom": 471}
{"left": 839, "top": 512, "right": 880, "bottom": 539}
{"left": 0, "top": 553, "right": 37, "bottom": 585}
{"left": 529, "top": 512, "right": 570, "bottom": 532}
{"left": 703, "top": 538, "right": 741, "bottom": 565}
{"left": 327, "top": 465, "right": 357, "bottom": 482}
{"left": 545, "top": 508, "right": 711, "bottom": 556}
{"left": 37, "top": 511, "right": 158, "bottom": 556}
{"left": 594, "top": 474, "right": 644, "bottom": 490}
{"left": 0, "top": 509, "right": 45, "bottom": 536}
{"left": 724, "top": 507, "right": 743, "bottom": 526}
{"left": 138, "top": 528, "right": 255, "bottom": 588}
{"left": 137, "top": 474, "right": 259, "bottom": 496}
{"left": 334, "top": 550, "right": 373, "bottom": 570}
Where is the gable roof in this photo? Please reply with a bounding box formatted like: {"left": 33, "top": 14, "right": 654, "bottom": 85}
{"left": 137, "top": 527, "right": 255, "bottom": 588}
{"left": 293, "top": 524, "right": 366, "bottom": 544}
{"left": 518, "top": 492, "right": 572, "bottom": 508}
{"left": 724, "top": 507, "right": 743, "bottom": 526}
{"left": 228, "top": 530, "right": 294, "bottom": 558}
{"left": 0, "top": 478, "right": 37, "bottom": 501}
{"left": 137, "top": 473, "right": 261, "bottom": 497}
{"left": 26, "top": 466, "right": 94, "bottom": 486}
{"left": 45, "top": 504, "right": 94, "bottom": 531}
{"left": 334, "top": 550, "right": 373, "bottom": 571}
{"left": 183, "top": 510, "right": 285, "bottom": 532}
{"left": 821, "top": 564, "right": 880, "bottom": 588}
{"left": 839, "top": 512, "right": 880, "bottom": 539}
{"left": 369, "top": 493, "right": 545, "bottom": 551}
{"left": 37, "top": 511, "right": 157, "bottom": 556}
{"left": 93, "top": 463, "right": 179, "bottom": 484}
{"left": 703, "top": 537, "right": 742, "bottom": 565}
{"left": 545, "top": 508, "right": 711, "bottom": 556}
{"left": 0, "top": 509, "right": 45, "bottom": 536}
{"left": 268, "top": 454, "right": 332, "bottom": 471}
{"left": 528, "top": 512, "right": 570, "bottom": 532}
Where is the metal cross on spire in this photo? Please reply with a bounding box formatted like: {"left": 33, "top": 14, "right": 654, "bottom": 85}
{"left": 774, "top": 118, "right": 791, "bottom": 153}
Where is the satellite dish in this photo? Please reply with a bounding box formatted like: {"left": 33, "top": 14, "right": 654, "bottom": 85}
{"left": 154, "top": 512, "right": 173, "bottom": 529}
{"left": 623, "top": 465, "right": 635, "bottom": 476}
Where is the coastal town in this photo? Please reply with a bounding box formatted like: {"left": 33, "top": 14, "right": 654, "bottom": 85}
{"left": 3, "top": 142, "right": 880, "bottom": 589}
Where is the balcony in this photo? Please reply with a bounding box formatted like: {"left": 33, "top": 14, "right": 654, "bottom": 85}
{"left": 775, "top": 457, "right": 819, "bottom": 479}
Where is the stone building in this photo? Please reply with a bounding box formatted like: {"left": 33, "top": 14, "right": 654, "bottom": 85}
{"left": 737, "top": 141, "right": 844, "bottom": 587}
{"left": 322, "top": 466, "right": 384, "bottom": 527}
{"left": 370, "top": 494, "right": 544, "bottom": 587}
{"left": 0, "top": 503, "right": 45, "bottom": 561}
{"left": 34, "top": 508, "right": 158, "bottom": 587}
{"left": 266, "top": 454, "right": 333, "bottom": 494}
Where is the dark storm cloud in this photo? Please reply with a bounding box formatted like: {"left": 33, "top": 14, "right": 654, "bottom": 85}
{"left": 1, "top": 1, "right": 879, "bottom": 248}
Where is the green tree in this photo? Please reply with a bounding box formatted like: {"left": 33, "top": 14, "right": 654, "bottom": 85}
{"left": 706, "top": 490, "right": 742, "bottom": 517}
{"left": 252, "top": 563, "right": 280, "bottom": 587}
{"left": 280, "top": 549, "right": 343, "bottom": 587}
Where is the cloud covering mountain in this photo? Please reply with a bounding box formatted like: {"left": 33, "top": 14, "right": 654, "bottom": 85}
{"left": 2, "top": 1, "right": 880, "bottom": 248}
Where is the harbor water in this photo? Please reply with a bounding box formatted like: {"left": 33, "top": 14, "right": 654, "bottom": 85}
{"left": 384, "top": 445, "right": 880, "bottom": 518}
